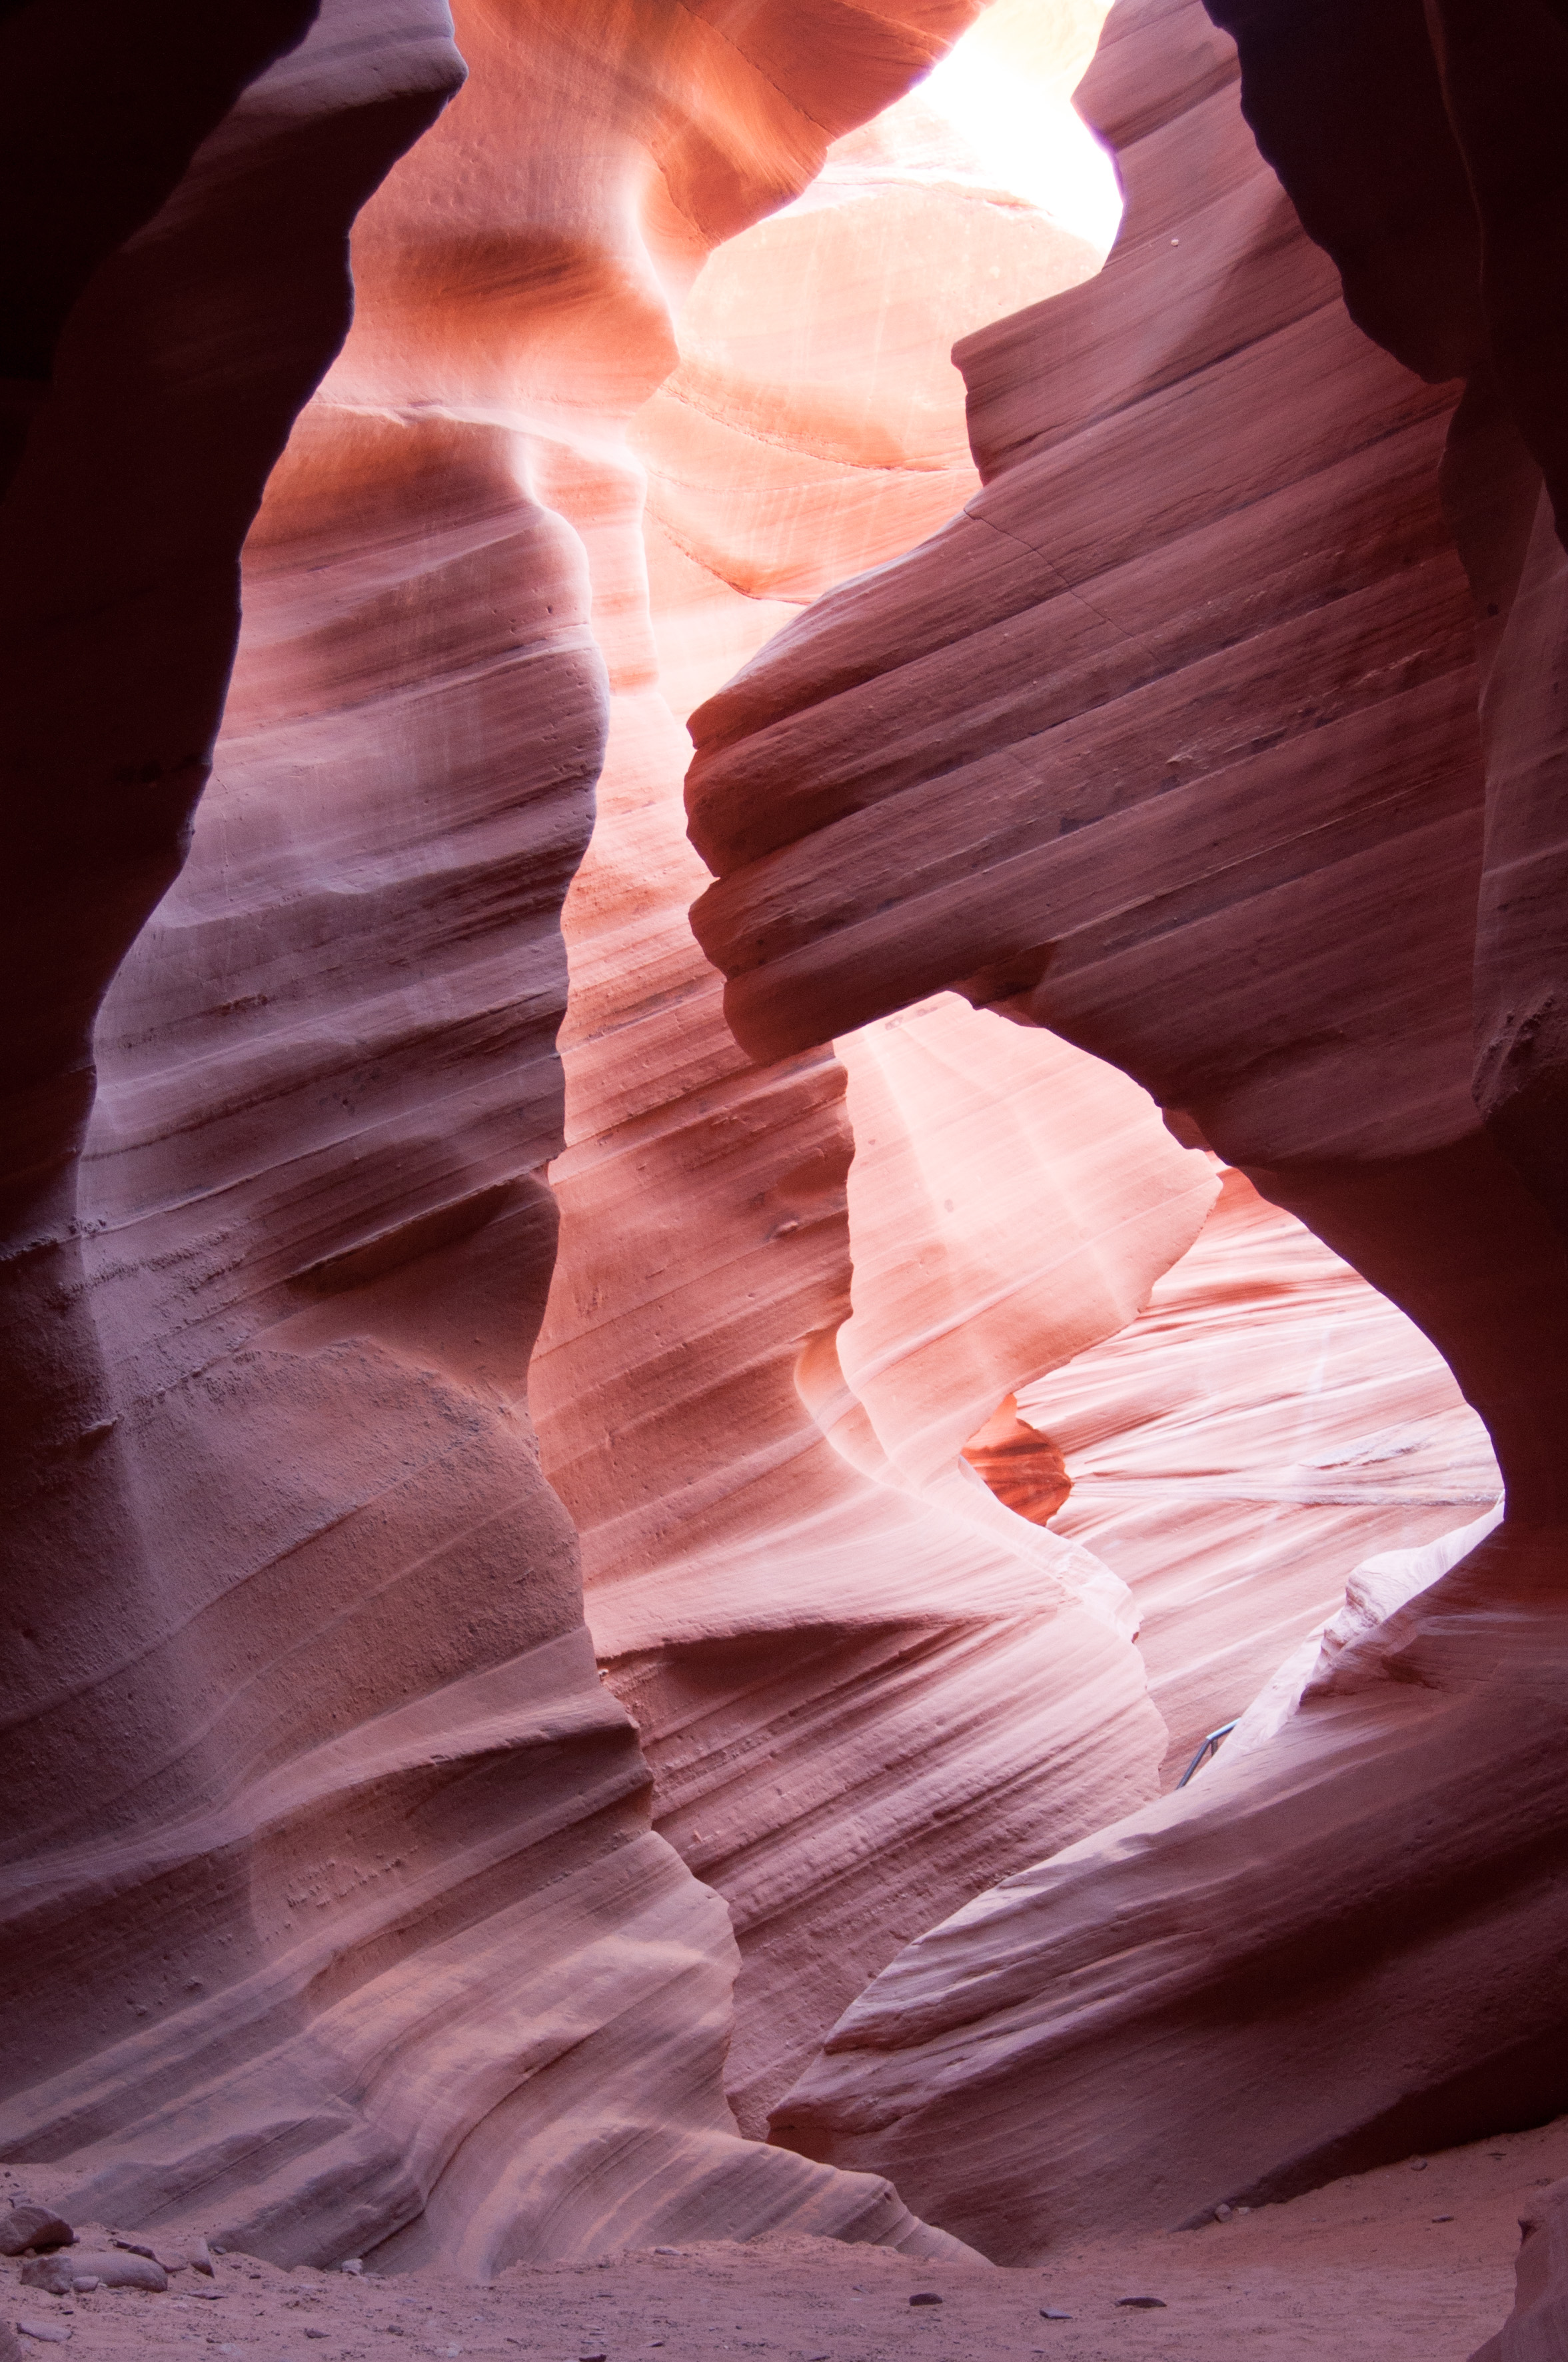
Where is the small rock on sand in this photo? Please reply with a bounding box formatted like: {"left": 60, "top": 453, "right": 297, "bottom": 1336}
{"left": 73, "top": 2252, "right": 168, "bottom": 2292}
{"left": 0, "top": 2210, "right": 73, "bottom": 2258}
{"left": 18, "top": 2259, "right": 75, "bottom": 2297}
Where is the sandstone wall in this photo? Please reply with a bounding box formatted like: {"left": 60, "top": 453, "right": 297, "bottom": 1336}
{"left": 9, "top": 0, "right": 1566, "bottom": 2297}
{"left": 0, "top": 0, "right": 993, "bottom": 2277}
{"left": 528, "top": 14, "right": 1207, "bottom": 2137}
{"left": 687, "top": 0, "right": 1568, "bottom": 2263}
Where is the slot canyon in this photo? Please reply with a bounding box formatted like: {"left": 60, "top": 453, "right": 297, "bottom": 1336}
{"left": 3, "top": 0, "right": 1567, "bottom": 2357}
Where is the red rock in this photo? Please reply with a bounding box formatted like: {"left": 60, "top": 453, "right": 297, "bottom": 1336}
{"left": 528, "top": 17, "right": 1204, "bottom": 2145}
{"left": 9, "top": 0, "right": 1568, "bottom": 2321}
{"left": 1018, "top": 1164, "right": 1499, "bottom": 1783}
{"left": 686, "top": 0, "right": 1568, "bottom": 2273}
{"left": 960, "top": 1399, "right": 1073, "bottom": 1530}
{"left": 0, "top": 0, "right": 983, "bottom": 2283}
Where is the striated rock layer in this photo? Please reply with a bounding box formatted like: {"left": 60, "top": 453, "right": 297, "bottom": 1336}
{"left": 689, "top": 0, "right": 1568, "bottom": 2265}
{"left": 528, "top": 23, "right": 1221, "bottom": 2136}
{"left": 1, "top": 0, "right": 1008, "bottom": 2278}
{"left": 533, "top": 0, "right": 1504, "bottom": 2131}
{"left": 1020, "top": 1165, "right": 1499, "bottom": 1784}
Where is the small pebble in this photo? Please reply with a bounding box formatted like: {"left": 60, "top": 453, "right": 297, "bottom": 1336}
{"left": 1040, "top": 2309, "right": 1073, "bottom": 2322}
{"left": 1116, "top": 2297, "right": 1167, "bottom": 2309}
{"left": 1433, "top": 2215, "right": 1455, "bottom": 2224}
{"left": 908, "top": 2292, "right": 943, "bottom": 2306}
{"left": 341, "top": 2257, "right": 365, "bottom": 2275}
{"left": 1213, "top": 2203, "right": 1233, "bottom": 2222}
{"left": 304, "top": 2333, "right": 329, "bottom": 2343}
{"left": 16, "top": 2327, "right": 71, "bottom": 2348}
{"left": 1411, "top": 2159, "right": 1429, "bottom": 2172}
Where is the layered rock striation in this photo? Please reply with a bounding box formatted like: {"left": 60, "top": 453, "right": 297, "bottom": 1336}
{"left": 1019, "top": 1164, "right": 1499, "bottom": 1783}
{"left": 9, "top": 0, "right": 1567, "bottom": 2310}
{"left": 688, "top": 0, "right": 1568, "bottom": 2264}
{"left": 528, "top": 29, "right": 1217, "bottom": 2136}
{"left": 1, "top": 0, "right": 1008, "bottom": 2278}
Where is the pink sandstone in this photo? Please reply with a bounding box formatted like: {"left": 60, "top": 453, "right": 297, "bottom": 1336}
{"left": 3, "top": 5, "right": 1567, "bottom": 2354}
{"left": 687, "top": 0, "right": 1568, "bottom": 2271}
{"left": 1, "top": 0, "right": 1000, "bottom": 2278}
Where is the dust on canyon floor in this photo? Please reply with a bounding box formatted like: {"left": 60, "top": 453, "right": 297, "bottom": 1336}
{"left": 9, "top": 2116, "right": 1566, "bottom": 2362}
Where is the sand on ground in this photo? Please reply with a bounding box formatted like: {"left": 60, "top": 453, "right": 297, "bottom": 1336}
{"left": 5, "top": 2113, "right": 1561, "bottom": 2362}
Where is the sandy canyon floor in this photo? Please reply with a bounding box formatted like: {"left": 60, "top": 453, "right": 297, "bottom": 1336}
{"left": 7, "top": 2115, "right": 1565, "bottom": 2362}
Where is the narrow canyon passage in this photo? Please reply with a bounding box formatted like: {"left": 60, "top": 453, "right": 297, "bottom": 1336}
{"left": 3, "top": 0, "right": 1568, "bottom": 2355}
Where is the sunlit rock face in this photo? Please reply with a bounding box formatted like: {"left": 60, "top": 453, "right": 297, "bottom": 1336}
{"left": 528, "top": 10, "right": 1219, "bottom": 2138}
{"left": 1, "top": 0, "right": 1005, "bottom": 2279}
{"left": 9, "top": 0, "right": 1565, "bottom": 2307}
{"left": 689, "top": 0, "right": 1568, "bottom": 2270}
{"left": 529, "top": 0, "right": 1509, "bottom": 2163}
{"left": 1023, "top": 1165, "right": 1500, "bottom": 1785}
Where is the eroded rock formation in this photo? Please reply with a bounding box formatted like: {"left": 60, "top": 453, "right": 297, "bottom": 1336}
{"left": 527, "top": 43, "right": 1219, "bottom": 2135}
{"left": 8, "top": 0, "right": 1567, "bottom": 2326}
{"left": 1, "top": 0, "right": 1012, "bottom": 2278}
{"left": 688, "top": 0, "right": 1568, "bottom": 2265}
{"left": 1020, "top": 1164, "right": 1499, "bottom": 1781}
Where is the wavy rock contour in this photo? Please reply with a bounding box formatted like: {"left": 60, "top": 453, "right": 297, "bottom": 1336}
{"left": 687, "top": 0, "right": 1568, "bottom": 2259}
{"left": 528, "top": 37, "right": 1225, "bottom": 2134}
{"left": 1, "top": 0, "right": 998, "bottom": 2277}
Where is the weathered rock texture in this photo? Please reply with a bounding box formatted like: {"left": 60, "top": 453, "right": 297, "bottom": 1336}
{"left": 11, "top": 0, "right": 1567, "bottom": 2307}
{"left": 1, "top": 0, "right": 1017, "bottom": 2279}
{"left": 1472, "top": 2173, "right": 1568, "bottom": 2362}
{"left": 1019, "top": 1164, "right": 1499, "bottom": 1783}
{"left": 688, "top": 0, "right": 1568, "bottom": 2265}
{"left": 528, "top": 29, "right": 1221, "bottom": 2138}
{"left": 533, "top": 0, "right": 1507, "bottom": 2157}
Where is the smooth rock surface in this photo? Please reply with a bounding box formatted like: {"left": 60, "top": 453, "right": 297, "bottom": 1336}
{"left": 531, "top": 8, "right": 1215, "bottom": 2141}
{"left": 687, "top": 0, "right": 1568, "bottom": 2267}
{"left": 0, "top": 2217, "right": 71, "bottom": 2262}
{"left": 1, "top": 0, "right": 987, "bottom": 2280}
{"left": 1016, "top": 1165, "right": 1500, "bottom": 1783}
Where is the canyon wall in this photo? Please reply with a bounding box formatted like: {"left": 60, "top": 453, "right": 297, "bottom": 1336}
{"left": 0, "top": 0, "right": 1008, "bottom": 2277}
{"left": 528, "top": 24, "right": 1222, "bottom": 2137}
{"left": 7, "top": 0, "right": 1565, "bottom": 2305}
{"left": 689, "top": 0, "right": 1568, "bottom": 2263}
